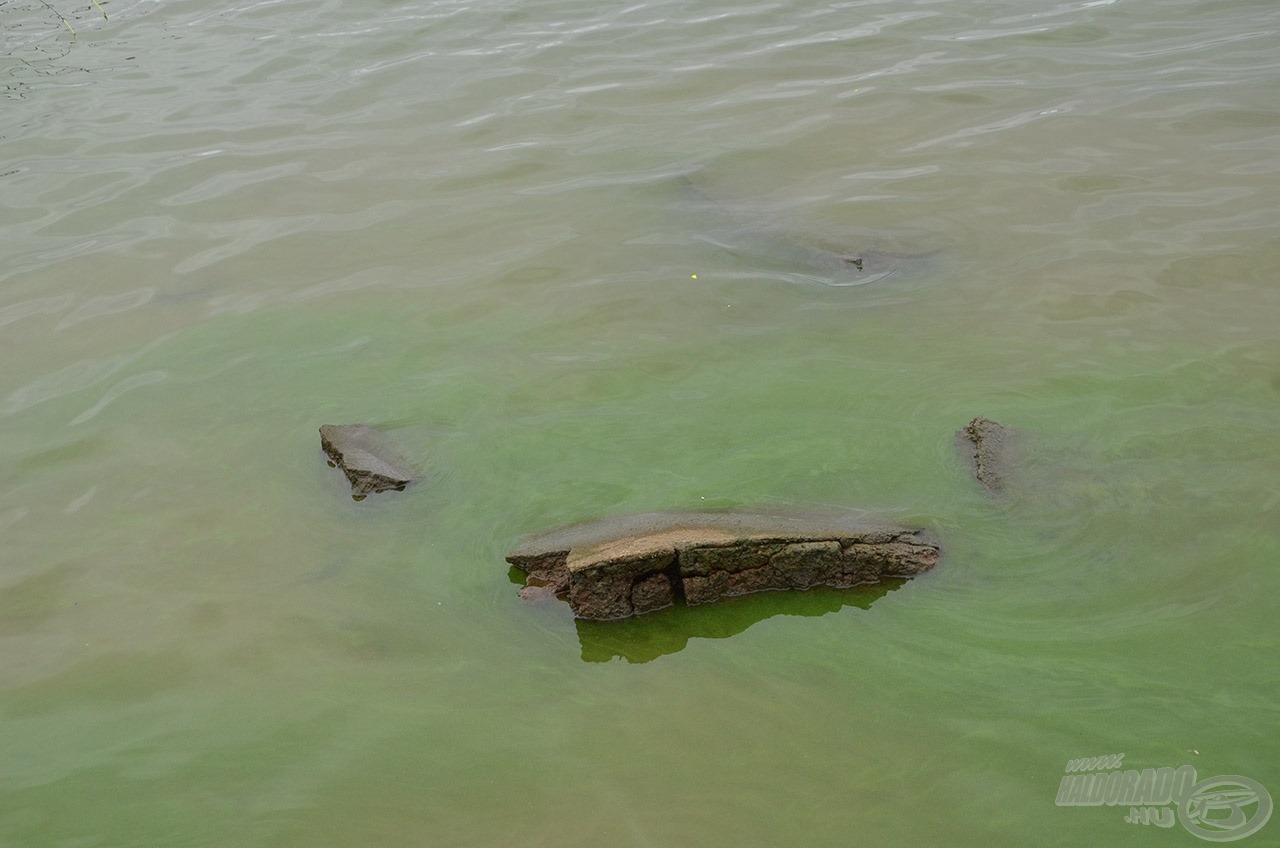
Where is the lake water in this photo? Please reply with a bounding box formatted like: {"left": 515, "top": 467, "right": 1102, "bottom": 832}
{"left": 3, "top": 0, "right": 1279, "bottom": 844}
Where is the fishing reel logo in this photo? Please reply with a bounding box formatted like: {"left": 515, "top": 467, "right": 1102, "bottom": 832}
{"left": 1056, "top": 755, "right": 1273, "bottom": 842}
{"left": 1181, "top": 776, "right": 1273, "bottom": 842}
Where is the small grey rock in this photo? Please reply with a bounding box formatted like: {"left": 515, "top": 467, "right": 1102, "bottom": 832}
{"left": 956, "top": 416, "right": 1015, "bottom": 495}
{"left": 319, "top": 424, "right": 416, "bottom": 497}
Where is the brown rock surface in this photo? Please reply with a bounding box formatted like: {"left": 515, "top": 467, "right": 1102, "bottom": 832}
{"left": 507, "top": 510, "right": 940, "bottom": 620}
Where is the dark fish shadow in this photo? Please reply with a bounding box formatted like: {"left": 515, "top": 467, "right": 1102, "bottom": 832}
{"left": 676, "top": 174, "right": 942, "bottom": 287}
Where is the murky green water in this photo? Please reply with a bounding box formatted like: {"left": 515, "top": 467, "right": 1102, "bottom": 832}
{"left": 3, "top": 0, "right": 1279, "bottom": 844}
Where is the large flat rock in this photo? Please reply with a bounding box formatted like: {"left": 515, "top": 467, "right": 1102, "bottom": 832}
{"left": 507, "top": 510, "right": 940, "bottom": 621}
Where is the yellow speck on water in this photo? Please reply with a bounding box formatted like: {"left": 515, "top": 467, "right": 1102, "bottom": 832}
{"left": 691, "top": 274, "right": 697, "bottom": 279}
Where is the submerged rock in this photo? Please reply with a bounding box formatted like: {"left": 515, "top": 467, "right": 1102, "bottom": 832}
{"left": 575, "top": 580, "right": 904, "bottom": 663}
{"left": 319, "top": 424, "right": 416, "bottom": 497}
{"left": 507, "top": 510, "right": 940, "bottom": 621}
{"left": 955, "top": 416, "right": 1015, "bottom": 495}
